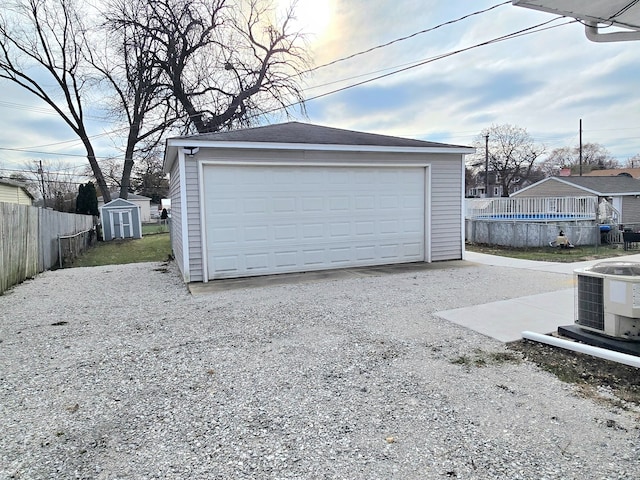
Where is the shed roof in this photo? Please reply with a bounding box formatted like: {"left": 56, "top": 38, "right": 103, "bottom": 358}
{"left": 0, "top": 177, "right": 35, "bottom": 199}
{"left": 100, "top": 197, "right": 139, "bottom": 209}
{"left": 98, "top": 192, "right": 151, "bottom": 202}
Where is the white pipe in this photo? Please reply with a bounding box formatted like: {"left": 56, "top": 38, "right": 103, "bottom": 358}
{"left": 521, "top": 331, "right": 640, "bottom": 368}
{"left": 585, "top": 21, "right": 640, "bottom": 43}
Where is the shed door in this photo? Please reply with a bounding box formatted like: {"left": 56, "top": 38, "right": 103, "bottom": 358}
{"left": 203, "top": 165, "right": 426, "bottom": 279}
{"left": 110, "top": 209, "right": 132, "bottom": 239}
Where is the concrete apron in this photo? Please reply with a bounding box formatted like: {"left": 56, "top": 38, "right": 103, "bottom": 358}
{"left": 189, "top": 251, "right": 640, "bottom": 344}
{"left": 188, "top": 260, "right": 472, "bottom": 294}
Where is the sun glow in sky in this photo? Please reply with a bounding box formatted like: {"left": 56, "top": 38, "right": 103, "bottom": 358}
{"left": 285, "top": 0, "right": 333, "bottom": 38}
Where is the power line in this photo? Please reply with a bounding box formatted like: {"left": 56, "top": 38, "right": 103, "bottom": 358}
{"left": 258, "top": 17, "right": 576, "bottom": 118}
{"left": 301, "top": 1, "right": 513, "bottom": 76}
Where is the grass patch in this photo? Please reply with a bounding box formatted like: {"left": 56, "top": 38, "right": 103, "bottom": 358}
{"left": 69, "top": 233, "right": 171, "bottom": 267}
{"left": 142, "top": 223, "right": 170, "bottom": 235}
{"left": 466, "top": 242, "right": 631, "bottom": 263}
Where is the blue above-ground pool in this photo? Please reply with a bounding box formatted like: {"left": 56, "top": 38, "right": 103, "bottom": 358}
{"left": 478, "top": 213, "right": 593, "bottom": 221}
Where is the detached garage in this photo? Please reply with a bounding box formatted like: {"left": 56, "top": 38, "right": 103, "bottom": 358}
{"left": 163, "top": 122, "right": 473, "bottom": 283}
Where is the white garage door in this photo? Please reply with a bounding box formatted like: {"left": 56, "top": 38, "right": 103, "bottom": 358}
{"left": 203, "top": 165, "right": 426, "bottom": 279}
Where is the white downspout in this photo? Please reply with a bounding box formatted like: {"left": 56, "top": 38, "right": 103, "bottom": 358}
{"left": 522, "top": 330, "right": 640, "bottom": 368}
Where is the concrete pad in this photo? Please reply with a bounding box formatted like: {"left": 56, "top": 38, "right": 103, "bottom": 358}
{"left": 435, "top": 288, "right": 575, "bottom": 343}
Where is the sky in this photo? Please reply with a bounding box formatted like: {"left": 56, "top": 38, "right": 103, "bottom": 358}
{"left": 1, "top": 0, "right": 639, "bottom": 180}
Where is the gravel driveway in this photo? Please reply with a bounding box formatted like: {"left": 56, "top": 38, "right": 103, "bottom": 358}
{"left": 1, "top": 260, "right": 638, "bottom": 479}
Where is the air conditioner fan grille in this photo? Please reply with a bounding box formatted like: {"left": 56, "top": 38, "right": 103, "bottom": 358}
{"left": 577, "top": 274, "right": 604, "bottom": 330}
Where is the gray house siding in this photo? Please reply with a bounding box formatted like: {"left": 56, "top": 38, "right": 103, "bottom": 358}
{"left": 621, "top": 196, "right": 640, "bottom": 224}
{"left": 512, "top": 181, "right": 588, "bottom": 197}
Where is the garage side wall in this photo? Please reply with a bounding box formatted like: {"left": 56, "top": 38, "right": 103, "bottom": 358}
{"left": 169, "top": 157, "right": 185, "bottom": 278}
{"left": 429, "top": 154, "right": 464, "bottom": 261}
{"left": 185, "top": 158, "right": 204, "bottom": 281}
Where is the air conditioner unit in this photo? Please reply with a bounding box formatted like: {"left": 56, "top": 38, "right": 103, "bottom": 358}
{"left": 574, "top": 262, "right": 640, "bottom": 341}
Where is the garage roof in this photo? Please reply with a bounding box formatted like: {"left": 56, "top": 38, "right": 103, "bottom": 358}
{"left": 164, "top": 122, "right": 474, "bottom": 172}
{"left": 176, "top": 122, "right": 469, "bottom": 148}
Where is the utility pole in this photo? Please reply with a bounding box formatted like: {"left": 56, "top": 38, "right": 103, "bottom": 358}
{"left": 484, "top": 134, "right": 490, "bottom": 198}
{"left": 579, "top": 119, "right": 583, "bottom": 176}
{"left": 37, "top": 160, "right": 46, "bottom": 207}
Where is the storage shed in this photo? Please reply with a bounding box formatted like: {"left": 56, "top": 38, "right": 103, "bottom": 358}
{"left": 163, "top": 122, "right": 474, "bottom": 283}
{"left": 98, "top": 192, "right": 153, "bottom": 222}
{"left": 99, "top": 198, "right": 143, "bottom": 241}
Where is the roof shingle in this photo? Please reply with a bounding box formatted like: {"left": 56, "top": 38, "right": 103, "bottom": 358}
{"left": 177, "top": 121, "right": 469, "bottom": 149}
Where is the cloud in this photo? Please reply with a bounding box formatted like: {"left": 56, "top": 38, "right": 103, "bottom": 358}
{"left": 300, "top": 1, "right": 640, "bottom": 161}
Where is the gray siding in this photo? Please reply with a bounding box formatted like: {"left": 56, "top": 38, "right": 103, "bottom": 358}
{"left": 512, "top": 180, "right": 589, "bottom": 197}
{"left": 182, "top": 148, "right": 465, "bottom": 279}
{"left": 169, "top": 159, "right": 185, "bottom": 279}
{"left": 430, "top": 157, "right": 464, "bottom": 261}
{"left": 621, "top": 196, "right": 640, "bottom": 224}
{"left": 185, "top": 159, "right": 204, "bottom": 282}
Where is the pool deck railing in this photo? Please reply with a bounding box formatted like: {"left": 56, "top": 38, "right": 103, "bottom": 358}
{"left": 466, "top": 196, "right": 599, "bottom": 222}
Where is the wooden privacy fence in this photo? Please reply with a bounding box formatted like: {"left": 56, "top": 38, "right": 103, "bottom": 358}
{"left": 0, "top": 203, "right": 95, "bottom": 294}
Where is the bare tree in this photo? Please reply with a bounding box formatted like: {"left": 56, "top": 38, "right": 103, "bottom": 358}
{"left": 130, "top": 152, "right": 169, "bottom": 203}
{"left": 0, "top": 0, "right": 310, "bottom": 204}
{"left": 93, "top": 0, "right": 177, "bottom": 199}
{"left": 545, "top": 143, "right": 618, "bottom": 174}
{"left": 82, "top": 157, "right": 124, "bottom": 193}
{"left": 624, "top": 154, "right": 640, "bottom": 169}
{"left": 0, "top": 0, "right": 112, "bottom": 201}
{"left": 20, "top": 159, "right": 87, "bottom": 209}
{"left": 472, "top": 124, "right": 545, "bottom": 197}
{"left": 113, "top": 0, "right": 310, "bottom": 134}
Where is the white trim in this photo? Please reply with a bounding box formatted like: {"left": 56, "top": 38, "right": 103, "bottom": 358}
{"left": 167, "top": 138, "right": 474, "bottom": 155}
{"left": 198, "top": 159, "right": 432, "bottom": 168}
{"left": 425, "top": 165, "right": 432, "bottom": 263}
{"left": 178, "top": 149, "right": 191, "bottom": 282}
{"left": 460, "top": 157, "right": 467, "bottom": 259}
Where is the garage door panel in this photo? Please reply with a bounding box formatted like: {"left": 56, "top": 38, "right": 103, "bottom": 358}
{"left": 243, "top": 198, "right": 267, "bottom": 213}
{"left": 302, "top": 223, "right": 324, "bottom": 238}
{"left": 244, "top": 225, "right": 269, "bottom": 242}
{"left": 204, "top": 165, "right": 426, "bottom": 279}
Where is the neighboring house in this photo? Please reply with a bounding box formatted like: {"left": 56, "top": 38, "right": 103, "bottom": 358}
{"left": 98, "top": 192, "right": 152, "bottom": 222}
{"left": 466, "top": 171, "right": 537, "bottom": 198}
{"left": 511, "top": 176, "right": 640, "bottom": 224}
{"left": 0, "top": 178, "right": 34, "bottom": 205}
{"left": 466, "top": 171, "right": 503, "bottom": 198}
{"left": 582, "top": 168, "right": 640, "bottom": 179}
{"left": 163, "top": 121, "right": 474, "bottom": 283}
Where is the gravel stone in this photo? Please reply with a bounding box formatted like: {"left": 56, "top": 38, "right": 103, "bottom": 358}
{"left": 0, "top": 261, "right": 638, "bottom": 479}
